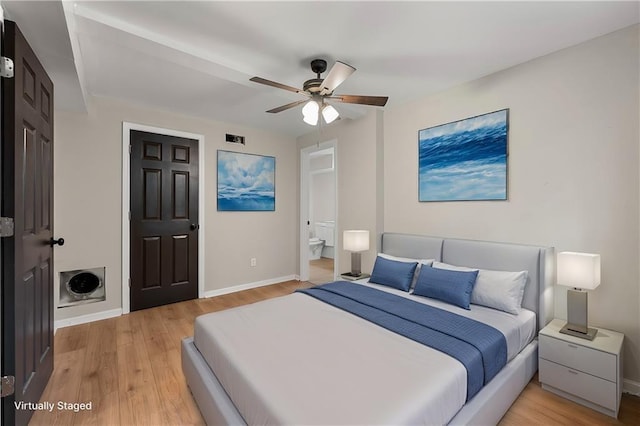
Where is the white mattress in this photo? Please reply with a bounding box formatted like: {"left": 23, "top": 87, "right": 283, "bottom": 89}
{"left": 193, "top": 282, "right": 536, "bottom": 425}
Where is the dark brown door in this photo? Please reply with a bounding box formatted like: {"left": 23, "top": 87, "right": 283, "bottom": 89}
{"left": 130, "top": 130, "right": 199, "bottom": 311}
{"left": 2, "top": 21, "right": 55, "bottom": 426}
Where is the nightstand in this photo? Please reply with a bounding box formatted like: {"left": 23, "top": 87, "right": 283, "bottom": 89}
{"left": 539, "top": 318, "right": 624, "bottom": 418}
{"left": 340, "top": 272, "right": 370, "bottom": 281}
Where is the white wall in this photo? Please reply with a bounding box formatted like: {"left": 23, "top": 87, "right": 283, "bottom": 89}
{"left": 54, "top": 96, "right": 297, "bottom": 321}
{"left": 384, "top": 25, "right": 640, "bottom": 382}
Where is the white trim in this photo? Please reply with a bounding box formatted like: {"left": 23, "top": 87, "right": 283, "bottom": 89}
{"left": 203, "top": 275, "right": 298, "bottom": 298}
{"left": 61, "top": 1, "right": 89, "bottom": 112}
{"left": 623, "top": 378, "right": 640, "bottom": 396}
{"left": 300, "top": 141, "right": 338, "bottom": 282}
{"left": 121, "top": 122, "right": 205, "bottom": 314}
{"left": 54, "top": 308, "right": 122, "bottom": 332}
{"left": 300, "top": 148, "right": 310, "bottom": 281}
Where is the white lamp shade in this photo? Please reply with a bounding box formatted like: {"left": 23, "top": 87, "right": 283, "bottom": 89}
{"left": 557, "top": 251, "right": 601, "bottom": 290}
{"left": 343, "top": 230, "right": 369, "bottom": 252}
{"left": 322, "top": 104, "right": 339, "bottom": 124}
{"left": 302, "top": 100, "right": 319, "bottom": 125}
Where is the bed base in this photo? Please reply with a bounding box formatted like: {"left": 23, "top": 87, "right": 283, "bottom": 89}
{"left": 182, "top": 336, "right": 538, "bottom": 425}
{"left": 182, "top": 337, "right": 245, "bottom": 425}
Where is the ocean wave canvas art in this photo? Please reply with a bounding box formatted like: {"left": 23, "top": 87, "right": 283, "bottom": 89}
{"left": 419, "top": 109, "right": 508, "bottom": 202}
{"left": 217, "top": 150, "right": 275, "bottom": 211}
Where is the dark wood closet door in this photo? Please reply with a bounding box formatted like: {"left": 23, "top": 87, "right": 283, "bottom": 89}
{"left": 1, "top": 20, "right": 55, "bottom": 426}
{"left": 129, "top": 130, "right": 199, "bottom": 311}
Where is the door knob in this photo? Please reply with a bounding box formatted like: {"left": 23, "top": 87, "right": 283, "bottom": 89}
{"left": 190, "top": 224, "right": 199, "bottom": 230}
{"left": 49, "top": 237, "right": 64, "bottom": 247}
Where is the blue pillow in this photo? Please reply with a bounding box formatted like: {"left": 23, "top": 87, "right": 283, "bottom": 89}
{"left": 413, "top": 266, "right": 479, "bottom": 309}
{"left": 369, "top": 256, "right": 418, "bottom": 292}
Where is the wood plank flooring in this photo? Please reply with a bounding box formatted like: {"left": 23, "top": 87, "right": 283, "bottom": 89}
{"left": 31, "top": 280, "right": 639, "bottom": 425}
{"left": 309, "top": 257, "right": 335, "bottom": 284}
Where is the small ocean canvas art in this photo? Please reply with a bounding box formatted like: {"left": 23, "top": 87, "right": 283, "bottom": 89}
{"left": 418, "top": 109, "right": 508, "bottom": 202}
{"left": 217, "top": 150, "right": 275, "bottom": 211}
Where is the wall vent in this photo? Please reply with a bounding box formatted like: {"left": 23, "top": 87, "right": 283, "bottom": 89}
{"left": 59, "top": 267, "right": 106, "bottom": 308}
{"left": 225, "top": 133, "right": 245, "bottom": 145}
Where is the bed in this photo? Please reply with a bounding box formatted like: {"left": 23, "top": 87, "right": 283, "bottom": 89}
{"left": 182, "top": 233, "right": 554, "bottom": 425}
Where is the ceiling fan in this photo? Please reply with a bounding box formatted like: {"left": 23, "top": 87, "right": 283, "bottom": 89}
{"left": 250, "top": 59, "right": 388, "bottom": 126}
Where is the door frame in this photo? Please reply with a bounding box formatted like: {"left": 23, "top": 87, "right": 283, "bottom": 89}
{"left": 121, "top": 122, "right": 205, "bottom": 314}
{"left": 299, "top": 139, "right": 338, "bottom": 282}
{"left": 0, "top": 3, "right": 5, "bottom": 421}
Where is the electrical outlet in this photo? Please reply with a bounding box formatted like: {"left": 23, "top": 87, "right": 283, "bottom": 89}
{"left": 250, "top": 258, "right": 257, "bottom": 267}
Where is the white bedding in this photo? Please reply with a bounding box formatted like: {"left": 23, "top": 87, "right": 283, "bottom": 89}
{"left": 193, "top": 281, "right": 536, "bottom": 425}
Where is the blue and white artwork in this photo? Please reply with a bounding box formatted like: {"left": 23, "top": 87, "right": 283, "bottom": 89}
{"left": 418, "top": 109, "right": 508, "bottom": 202}
{"left": 217, "top": 150, "right": 275, "bottom": 211}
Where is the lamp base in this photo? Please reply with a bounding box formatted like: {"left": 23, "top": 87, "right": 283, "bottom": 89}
{"left": 562, "top": 288, "right": 596, "bottom": 340}
{"left": 559, "top": 323, "right": 598, "bottom": 340}
{"left": 350, "top": 252, "right": 362, "bottom": 277}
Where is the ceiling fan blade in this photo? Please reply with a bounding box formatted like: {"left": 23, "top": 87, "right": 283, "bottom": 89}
{"left": 250, "top": 76, "right": 304, "bottom": 94}
{"left": 266, "top": 99, "right": 308, "bottom": 113}
{"left": 329, "top": 95, "right": 388, "bottom": 107}
{"left": 319, "top": 61, "right": 356, "bottom": 94}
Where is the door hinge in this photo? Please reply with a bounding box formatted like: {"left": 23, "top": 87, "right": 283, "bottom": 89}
{"left": 1, "top": 376, "right": 15, "bottom": 397}
{"left": 0, "top": 217, "right": 14, "bottom": 237}
{"left": 0, "top": 56, "right": 14, "bottom": 78}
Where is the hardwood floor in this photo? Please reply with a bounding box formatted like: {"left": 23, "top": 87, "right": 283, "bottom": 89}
{"left": 32, "top": 280, "right": 639, "bottom": 425}
{"left": 309, "top": 257, "right": 335, "bottom": 284}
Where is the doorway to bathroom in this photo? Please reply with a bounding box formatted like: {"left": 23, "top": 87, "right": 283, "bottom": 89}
{"left": 300, "top": 141, "right": 337, "bottom": 284}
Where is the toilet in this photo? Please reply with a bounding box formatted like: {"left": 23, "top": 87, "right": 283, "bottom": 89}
{"left": 309, "top": 221, "right": 334, "bottom": 260}
{"left": 309, "top": 237, "right": 324, "bottom": 260}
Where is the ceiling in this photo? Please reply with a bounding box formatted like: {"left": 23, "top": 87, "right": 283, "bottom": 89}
{"left": 3, "top": 1, "right": 639, "bottom": 138}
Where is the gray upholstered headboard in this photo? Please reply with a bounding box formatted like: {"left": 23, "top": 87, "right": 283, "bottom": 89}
{"left": 380, "top": 233, "right": 554, "bottom": 331}
{"left": 380, "top": 233, "right": 443, "bottom": 260}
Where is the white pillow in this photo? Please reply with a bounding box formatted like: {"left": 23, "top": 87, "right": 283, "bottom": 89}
{"left": 379, "top": 253, "right": 434, "bottom": 289}
{"left": 432, "top": 261, "right": 528, "bottom": 315}
{"left": 379, "top": 253, "right": 434, "bottom": 266}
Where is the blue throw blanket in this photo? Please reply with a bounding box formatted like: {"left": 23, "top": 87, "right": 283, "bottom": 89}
{"left": 297, "top": 281, "right": 507, "bottom": 400}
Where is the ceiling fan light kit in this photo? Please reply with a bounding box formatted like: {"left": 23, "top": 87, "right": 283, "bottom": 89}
{"left": 302, "top": 100, "right": 319, "bottom": 125}
{"left": 250, "top": 58, "right": 388, "bottom": 126}
{"left": 302, "top": 100, "right": 340, "bottom": 126}
{"left": 321, "top": 104, "right": 339, "bottom": 124}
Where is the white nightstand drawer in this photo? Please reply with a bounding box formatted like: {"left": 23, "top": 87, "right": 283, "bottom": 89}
{"left": 539, "top": 334, "right": 616, "bottom": 381}
{"left": 539, "top": 358, "right": 617, "bottom": 411}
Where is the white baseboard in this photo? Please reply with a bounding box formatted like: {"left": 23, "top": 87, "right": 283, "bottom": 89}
{"left": 623, "top": 378, "right": 640, "bottom": 396}
{"left": 54, "top": 308, "right": 123, "bottom": 333}
{"left": 203, "top": 275, "right": 298, "bottom": 298}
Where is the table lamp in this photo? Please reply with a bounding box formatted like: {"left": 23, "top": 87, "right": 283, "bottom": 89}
{"left": 343, "top": 230, "right": 369, "bottom": 278}
{"left": 557, "top": 251, "right": 601, "bottom": 340}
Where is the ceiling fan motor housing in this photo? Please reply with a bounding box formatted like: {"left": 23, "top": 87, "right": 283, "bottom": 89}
{"left": 303, "top": 78, "right": 324, "bottom": 93}
{"left": 305, "top": 59, "right": 329, "bottom": 94}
